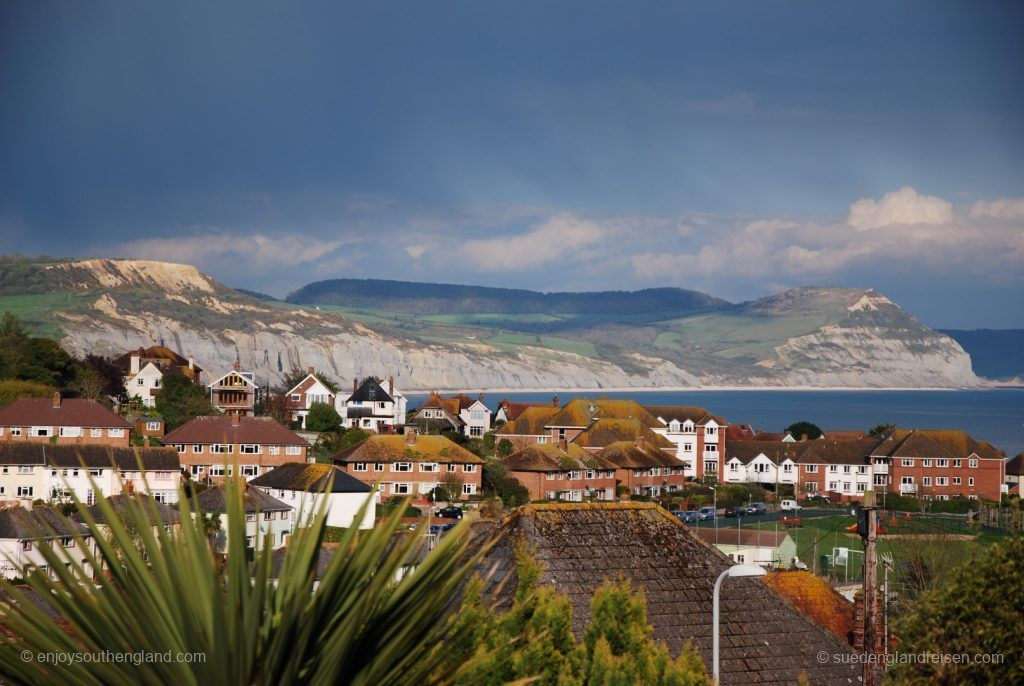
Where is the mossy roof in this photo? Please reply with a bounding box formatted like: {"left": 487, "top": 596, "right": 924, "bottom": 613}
{"left": 500, "top": 443, "right": 615, "bottom": 472}
{"left": 571, "top": 418, "right": 675, "bottom": 450}
{"left": 331, "top": 434, "right": 484, "bottom": 464}
{"left": 544, "top": 398, "right": 659, "bottom": 429}
{"left": 495, "top": 405, "right": 559, "bottom": 436}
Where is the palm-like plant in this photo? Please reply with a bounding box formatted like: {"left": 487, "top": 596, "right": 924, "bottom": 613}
{"left": 0, "top": 477, "right": 485, "bottom": 685}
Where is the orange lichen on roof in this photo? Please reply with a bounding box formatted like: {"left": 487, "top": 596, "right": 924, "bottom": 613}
{"left": 572, "top": 418, "right": 675, "bottom": 450}
{"left": 763, "top": 571, "right": 856, "bottom": 647}
{"left": 496, "top": 405, "right": 559, "bottom": 436}
{"left": 332, "top": 434, "right": 484, "bottom": 464}
{"left": 545, "top": 398, "right": 659, "bottom": 428}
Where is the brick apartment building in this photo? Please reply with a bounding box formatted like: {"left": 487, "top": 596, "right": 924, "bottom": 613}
{"left": 0, "top": 395, "right": 131, "bottom": 447}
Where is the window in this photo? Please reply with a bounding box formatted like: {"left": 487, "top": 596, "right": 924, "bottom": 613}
{"left": 30, "top": 427, "right": 51, "bottom": 437}
{"left": 420, "top": 462, "right": 439, "bottom": 473}
{"left": 953, "top": 477, "right": 962, "bottom": 485}
{"left": 828, "top": 465, "right": 838, "bottom": 473}
{"left": 546, "top": 491, "right": 555, "bottom": 499}
{"left": 264, "top": 511, "right": 273, "bottom": 521}
{"left": 239, "top": 444, "right": 261, "bottom": 454}
{"left": 146, "top": 421, "right": 161, "bottom": 431}
{"left": 90, "top": 428, "right": 102, "bottom": 437}
{"left": 923, "top": 477, "right": 932, "bottom": 486}
{"left": 210, "top": 466, "right": 226, "bottom": 476}
{"left": 857, "top": 466, "right": 867, "bottom": 474}
{"left": 682, "top": 423, "right": 695, "bottom": 434}
{"left": 469, "top": 426, "right": 483, "bottom": 437}
{"left": 568, "top": 470, "right": 581, "bottom": 480}
{"left": 61, "top": 537, "right": 74, "bottom": 548}
{"left": 805, "top": 465, "right": 818, "bottom": 473}
{"left": 21, "top": 541, "right": 32, "bottom": 551}
{"left": 922, "top": 459, "right": 932, "bottom": 468}
{"left": 353, "top": 462, "right": 368, "bottom": 472}
{"left": 291, "top": 394, "right": 301, "bottom": 402}
{"left": 729, "top": 463, "right": 739, "bottom": 472}
{"left": 393, "top": 483, "right": 412, "bottom": 495}
{"left": 241, "top": 465, "right": 258, "bottom": 477}
{"left": 843, "top": 482, "right": 852, "bottom": 493}
{"left": 705, "top": 426, "right": 717, "bottom": 435}
{"left": 874, "top": 474, "right": 887, "bottom": 486}
{"left": 462, "top": 483, "right": 476, "bottom": 495}
{"left": 804, "top": 482, "right": 817, "bottom": 492}
{"left": 828, "top": 481, "right": 838, "bottom": 490}
{"left": 953, "top": 459, "right": 962, "bottom": 468}
{"left": 246, "top": 536, "right": 255, "bottom": 548}
{"left": 669, "top": 420, "right": 680, "bottom": 432}
{"left": 537, "top": 436, "right": 549, "bottom": 444}
{"left": 901, "top": 476, "right": 914, "bottom": 485}
{"left": 286, "top": 446, "right": 302, "bottom": 455}
{"left": 843, "top": 466, "right": 851, "bottom": 474}
{"left": 734, "top": 554, "right": 745, "bottom": 563}
{"left": 375, "top": 462, "right": 384, "bottom": 472}
{"left": 59, "top": 426, "right": 81, "bottom": 438}
{"left": 969, "top": 459, "right": 978, "bottom": 468}
{"left": 18, "top": 466, "right": 33, "bottom": 474}
{"left": 10, "top": 427, "right": 21, "bottom": 436}
{"left": 937, "top": 459, "right": 949, "bottom": 468}
{"left": 705, "top": 444, "right": 717, "bottom": 453}
{"left": 585, "top": 470, "right": 595, "bottom": 479}
{"left": 783, "top": 463, "right": 793, "bottom": 473}
{"left": 268, "top": 446, "right": 279, "bottom": 455}
{"left": 470, "top": 409, "right": 484, "bottom": 421}
{"left": 683, "top": 443, "right": 693, "bottom": 452}
{"left": 109, "top": 428, "right": 124, "bottom": 438}
{"left": 392, "top": 462, "right": 412, "bottom": 472}
{"left": 968, "top": 477, "right": 974, "bottom": 487}
{"left": 447, "top": 463, "right": 457, "bottom": 472}
{"left": 192, "top": 445, "right": 204, "bottom": 454}
{"left": 246, "top": 512, "right": 256, "bottom": 522}
{"left": 704, "top": 461, "right": 717, "bottom": 473}
{"left": 463, "top": 464, "right": 477, "bottom": 473}
{"left": 137, "top": 378, "right": 144, "bottom": 386}
{"left": 546, "top": 472, "right": 557, "bottom": 481}
{"left": 936, "top": 477, "right": 948, "bottom": 486}
{"left": 211, "top": 444, "right": 231, "bottom": 454}
{"left": 901, "top": 458, "right": 914, "bottom": 467}
{"left": 17, "top": 486, "right": 33, "bottom": 497}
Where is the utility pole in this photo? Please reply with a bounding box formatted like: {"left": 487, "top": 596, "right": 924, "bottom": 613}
{"left": 860, "top": 490, "right": 883, "bottom": 686}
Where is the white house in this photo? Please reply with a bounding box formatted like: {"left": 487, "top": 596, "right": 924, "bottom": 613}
{"left": 0, "top": 443, "right": 182, "bottom": 507}
{"left": 338, "top": 377, "right": 408, "bottom": 433}
{"left": 646, "top": 406, "right": 725, "bottom": 479}
{"left": 250, "top": 462, "right": 376, "bottom": 529}
{"left": 0, "top": 505, "right": 92, "bottom": 580}
{"left": 192, "top": 485, "right": 293, "bottom": 551}
{"left": 113, "top": 346, "right": 203, "bottom": 409}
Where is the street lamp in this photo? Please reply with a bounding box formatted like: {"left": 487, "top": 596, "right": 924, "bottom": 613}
{"left": 713, "top": 564, "right": 767, "bottom": 684}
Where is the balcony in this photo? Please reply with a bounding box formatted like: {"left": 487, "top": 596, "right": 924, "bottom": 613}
{"left": 873, "top": 463, "right": 889, "bottom": 475}
{"left": 899, "top": 483, "right": 917, "bottom": 495}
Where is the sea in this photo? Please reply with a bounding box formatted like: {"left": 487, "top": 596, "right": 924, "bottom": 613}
{"left": 404, "top": 389, "right": 1024, "bottom": 458}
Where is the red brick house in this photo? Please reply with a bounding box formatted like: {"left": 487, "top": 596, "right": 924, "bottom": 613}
{"left": 164, "top": 415, "right": 309, "bottom": 481}
{"left": 283, "top": 369, "right": 337, "bottom": 428}
{"left": 499, "top": 442, "right": 617, "bottom": 502}
{"left": 0, "top": 395, "right": 130, "bottom": 447}
{"left": 494, "top": 406, "right": 560, "bottom": 450}
{"left": 331, "top": 430, "right": 484, "bottom": 499}
{"left": 645, "top": 405, "right": 727, "bottom": 480}
{"left": 596, "top": 440, "right": 688, "bottom": 497}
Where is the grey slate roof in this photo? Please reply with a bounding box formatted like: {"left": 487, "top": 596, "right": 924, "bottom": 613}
{"left": 348, "top": 377, "right": 393, "bottom": 404}
{"left": 0, "top": 443, "right": 180, "bottom": 470}
{"left": 0, "top": 507, "right": 90, "bottom": 541}
{"left": 75, "top": 494, "right": 182, "bottom": 526}
{"left": 470, "top": 502, "right": 860, "bottom": 686}
{"left": 191, "top": 485, "right": 292, "bottom": 513}
{"left": 249, "top": 462, "right": 370, "bottom": 493}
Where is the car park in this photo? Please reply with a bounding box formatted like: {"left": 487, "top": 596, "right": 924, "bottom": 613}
{"left": 671, "top": 510, "right": 700, "bottom": 523}
{"left": 746, "top": 502, "right": 767, "bottom": 515}
{"left": 697, "top": 506, "right": 717, "bottom": 520}
{"left": 723, "top": 506, "right": 741, "bottom": 517}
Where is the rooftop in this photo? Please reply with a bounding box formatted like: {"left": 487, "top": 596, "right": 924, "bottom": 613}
{"left": 0, "top": 396, "right": 130, "bottom": 429}
{"left": 331, "top": 433, "right": 485, "bottom": 464}
{"left": 250, "top": 462, "right": 371, "bottom": 493}
{"left": 191, "top": 484, "right": 292, "bottom": 513}
{"left": 163, "top": 416, "right": 307, "bottom": 446}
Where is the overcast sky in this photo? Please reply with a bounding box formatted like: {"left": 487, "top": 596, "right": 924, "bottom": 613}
{"left": 1, "top": 1, "right": 1022, "bottom": 328}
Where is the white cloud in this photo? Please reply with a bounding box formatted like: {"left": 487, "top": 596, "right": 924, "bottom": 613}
{"left": 454, "top": 213, "right": 608, "bottom": 271}
{"left": 106, "top": 230, "right": 345, "bottom": 270}
{"left": 968, "top": 197, "right": 1024, "bottom": 220}
{"left": 847, "top": 186, "right": 953, "bottom": 230}
{"left": 404, "top": 244, "right": 427, "bottom": 259}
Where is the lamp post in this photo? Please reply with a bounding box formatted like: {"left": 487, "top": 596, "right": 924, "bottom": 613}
{"left": 713, "top": 564, "right": 767, "bottom": 684}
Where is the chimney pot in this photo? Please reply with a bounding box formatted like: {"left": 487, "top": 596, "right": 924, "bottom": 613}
{"left": 233, "top": 360, "right": 240, "bottom": 371}
{"left": 353, "top": 378, "right": 358, "bottom": 394}
{"left": 52, "top": 391, "right": 61, "bottom": 409}
{"left": 308, "top": 366, "right": 314, "bottom": 375}
{"left": 552, "top": 394, "right": 559, "bottom": 407}
{"left": 231, "top": 412, "right": 241, "bottom": 426}
{"left": 388, "top": 375, "right": 394, "bottom": 396}
{"left": 188, "top": 356, "right": 194, "bottom": 370}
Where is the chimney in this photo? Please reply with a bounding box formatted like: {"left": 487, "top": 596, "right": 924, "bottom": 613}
{"left": 231, "top": 412, "right": 241, "bottom": 426}
{"left": 130, "top": 354, "right": 141, "bottom": 374}
{"left": 388, "top": 375, "right": 394, "bottom": 396}
{"left": 52, "top": 392, "right": 61, "bottom": 409}
{"left": 637, "top": 435, "right": 646, "bottom": 450}
{"left": 478, "top": 392, "right": 484, "bottom": 403}
{"left": 188, "top": 356, "right": 194, "bottom": 370}
{"left": 308, "top": 366, "right": 314, "bottom": 375}
{"left": 353, "top": 378, "right": 358, "bottom": 394}
{"left": 404, "top": 426, "right": 417, "bottom": 445}
{"left": 558, "top": 438, "right": 568, "bottom": 451}
{"left": 552, "top": 394, "right": 559, "bottom": 407}
{"left": 233, "top": 360, "right": 240, "bottom": 371}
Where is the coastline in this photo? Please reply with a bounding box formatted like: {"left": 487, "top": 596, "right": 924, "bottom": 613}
{"left": 406, "top": 385, "right": 1010, "bottom": 395}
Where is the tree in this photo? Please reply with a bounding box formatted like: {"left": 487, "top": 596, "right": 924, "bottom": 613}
{"left": 154, "top": 372, "right": 219, "bottom": 430}
{"left": 280, "top": 366, "right": 340, "bottom": 393}
{"left": 0, "top": 480, "right": 487, "bottom": 684}
{"left": 891, "top": 535, "right": 1024, "bottom": 685}
{"left": 784, "top": 421, "right": 823, "bottom": 440}
{"left": 496, "top": 438, "right": 513, "bottom": 457}
{"left": 76, "top": 353, "right": 127, "bottom": 399}
{"left": 868, "top": 422, "right": 895, "bottom": 437}
{"left": 437, "top": 471, "right": 464, "bottom": 504}
{"left": 0, "top": 379, "right": 55, "bottom": 408}
{"left": 306, "top": 402, "right": 342, "bottom": 433}
{"left": 482, "top": 460, "right": 530, "bottom": 507}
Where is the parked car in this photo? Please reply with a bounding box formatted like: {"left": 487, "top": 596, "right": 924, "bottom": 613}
{"left": 746, "top": 502, "right": 767, "bottom": 515}
{"left": 780, "top": 499, "right": 801, "bottom": 512}
{"left": 671, "top": 510, "right": 700, "bottom": 523}
{"left": 698, "top": 506, "right": 717, "bottom": 520}
{"left": 723, "top": 506, "right": 740, "bottom": 517}
{"left": 806, "top": 493, "right": 831, "bottom": 504}
{"left": 436, "top": 506, "right": 463, "bottom": 519}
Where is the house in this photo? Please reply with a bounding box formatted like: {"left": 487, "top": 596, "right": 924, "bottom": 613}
{"left": 645, "top": 405, "right": 727, "bottom": 479}
{"left": 0, "top": 394, "right": 131, "bottom": 447}
{"left": 494, "top": 396, "right": 559, "bottom": 425}
{"left": 338, "top": 376, "right": 407, "bottom": 433}
{"left": 0, "top": 443, "right": 182, "bottom": 506}
{"left": 493, "top": 405, "right": 560, "bottom": 450}
{"left": 571, "top": 418, "right": 676, "bottom": 455}
{"left": 331, "top": 429, "right": 484, "bottom": 499}
{"left": 409, "top": 392, "right": 491, "bottom": 437}
{"left": 724, "top": 439, "right": 875, "bottom": 502}
{"left": 191, "top": 485, "right": 293, "bottom": 551}
{"left": 250, "top": 462, "right": 375, "bottom": 529}
{"left": 75, "top": 494, "right": 183, "bottom": 561}
{"left": 596, "top": 440, "right": 687, "bottom": 497}
{"left": 469, "top": 502, "right": 860, "bottom": 685}
{"left": 499, "top": 442, "right": 617, "bottom": 502}
{"left": 1006, "top": 452, "right": 1024, "bottom": 497}
{"left": 112, "top": 346, "right": 202, "bottom": 408}
{"left": 722, "top": 441, "right": 808, "bottom": 493}
{"left": 283, "top": 368, "right": 337, "bottom": 429}
{"left": 868, "top": 429, "right": 1006, "bottom": 501}
{"left": 0, "top": 505, "right": 92, "bottom": 580}
{"left": 163, "top": 415, "right": 309, "bottom": 482}
{"left": 133, "top": 414, "right": 165, "bottom": 439}
{"left": 207, "top": 363, "right": 261, "bottom": 416}
{"left": 694, "top": 528, "right": 796, "bottom": 569}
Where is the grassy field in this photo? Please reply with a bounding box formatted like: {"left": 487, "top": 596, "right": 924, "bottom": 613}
{"left": 0, "top": 293, "right": 95, "bottom": 338}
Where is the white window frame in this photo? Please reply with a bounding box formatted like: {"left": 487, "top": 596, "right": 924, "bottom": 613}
{"left": 108, "top": 428, "right": 125, "bottom": 438}
{"left": 463, "top": 464, "right": 477, "bottom": 473}
{"left": 392, "top": 462, "right": 412, "bottom": 473}
{"left": 286, "top": 446, "right": 302, "bottom": 455}
{"left": 353, "top": 462, "right": 368, "bottom": 472}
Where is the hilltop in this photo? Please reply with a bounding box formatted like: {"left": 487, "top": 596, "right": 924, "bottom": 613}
{"left": 0, "top": 255, "right": 981, "bottom": 390}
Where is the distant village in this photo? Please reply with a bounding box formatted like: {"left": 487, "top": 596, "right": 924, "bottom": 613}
{"left": 1, "top": 341, "right": 1021, "bottom": 684}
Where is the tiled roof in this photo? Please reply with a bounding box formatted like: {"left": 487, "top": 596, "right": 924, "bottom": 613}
{"left": 545, "top": 398, "right": 659, "bottom": 429}
{"left": 163, "top": 416, "right": 307, "bottom": 446}
{"left": 271, "top": 543, "right": 337, "bottom": 580}
{"left": 821, "top": 430, "right": 866, "bottom": 440}
{"left": 798, "top": 438, "right": 877, "bottom": 466}
{"left": 596, "top": 440, "right": 680, "bottom": 468}
{"left": 645, "top": 405, "right": 726, "bottom": 426}
{"left": 723, "top": 441, "right": 806, "bottom": 465}
{"left": 0, "top": 507, "right": 89, "bottom": 541}
{"left": 694, "top": 527, "right": 791, "bottom": 549}
{"left": 0, "top": 443, "right": 180, "bottom": 470}
{"left": 0, "top": 397, "right": 130, "bottom": 428}
{"left": 571, "top": 418, "right": 675, "bottom": 450}
{"left": 869, "top": 428, "right": 1004, "bottom": 461}
{"left": 250, "top": 462, "right": 370, "bottom": 493}
{"left": 500, "top": 443, "right": 614, "bottom": 472}
{"left": 76, "top": 494, "right": 182, "bottom": 526}
{"left": 469, "top": 503, "right": 859, "bottom": 685}
{"left": 495, "top": 406, "right": 559, "bottom": 436}
{"left": 500, "top": 401, "right": 552, "bottom": 422}
{"left": 763, "top": 571, "right": 856, "bottom": 648}
{"left": 1007, "top": 452, "right": 1024, "bottom": 476}
{"left": 111, "top": 346, "right": 196, "bottom": 370}
{"left": 348, "top": 377, "right": 393, "bottom": 404}
{"left": 285, "top": 374, "right": 331, "bottom": 398}
{"left": 331, "top": 434, "right": 485, "bottom": 464}
{"left": 192, "top": 485, "right": 292, "bottom": 513}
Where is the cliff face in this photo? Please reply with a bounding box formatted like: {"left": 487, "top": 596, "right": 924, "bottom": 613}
{"left": 2, "top": 258, "right": 981, "bottom": 390}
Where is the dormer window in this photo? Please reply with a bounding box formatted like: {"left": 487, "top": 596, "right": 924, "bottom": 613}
{"left": 669, "top": 420, "right": 680, "bottom": 432}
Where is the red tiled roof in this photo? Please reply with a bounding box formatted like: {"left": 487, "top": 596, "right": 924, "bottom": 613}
{"left": 0, "top": 397, "right": 130, "bottom": 429}
{"left": 163, "top": 416, "right": 307, "bottom": 446}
